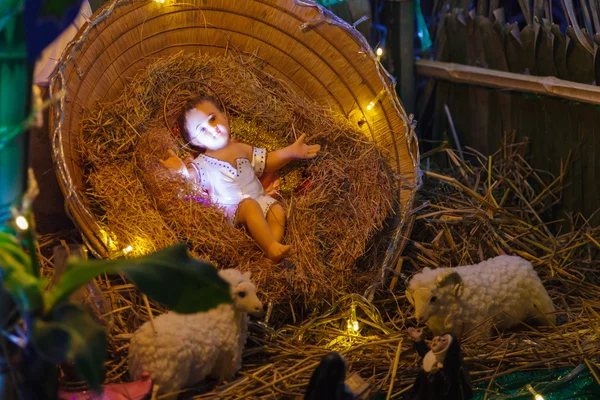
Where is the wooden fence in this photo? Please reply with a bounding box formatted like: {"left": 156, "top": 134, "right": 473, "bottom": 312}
{"left": 421, "top": 77, "right": 600, "bottom": 226}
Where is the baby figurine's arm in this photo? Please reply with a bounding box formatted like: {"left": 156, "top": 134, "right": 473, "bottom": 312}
{"left": 264, "top": 134, "right": 320, "bottom": 172}
{"left": 160, "top": 150, "right": 198, "bottom": 181}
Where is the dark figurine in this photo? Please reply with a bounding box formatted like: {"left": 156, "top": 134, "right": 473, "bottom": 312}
{"left": 304, "top": 352, "right": 355, "bottom": 400}
{"left": 406, "top": 327, "right": 473, "bottom": 400}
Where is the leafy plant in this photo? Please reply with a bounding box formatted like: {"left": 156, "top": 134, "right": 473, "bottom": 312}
{"left": 0, "top": 221, "right": 232, "bottom": 398}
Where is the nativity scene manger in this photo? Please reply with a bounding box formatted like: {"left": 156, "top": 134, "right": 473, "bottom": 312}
{"left": 50, "top": 0, "right": 419, "bottom": 308}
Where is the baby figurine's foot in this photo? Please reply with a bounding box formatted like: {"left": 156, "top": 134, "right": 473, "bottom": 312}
{"left": 266, "top": 243, "right": 292, "bottom": 262}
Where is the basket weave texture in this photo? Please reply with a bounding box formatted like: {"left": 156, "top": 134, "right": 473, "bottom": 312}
{"left": 50, "top": 0, "right": 420, "bottom": 302}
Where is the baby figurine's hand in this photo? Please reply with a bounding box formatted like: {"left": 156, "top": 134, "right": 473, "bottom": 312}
{"left": 407, "top": 327, "right": 424, "bottom": 342}
{"left": 292, "top": 133, "right": 320, "bottom": 159}
{"left": 160, "top": 149, "right": 189, "bottom": 177}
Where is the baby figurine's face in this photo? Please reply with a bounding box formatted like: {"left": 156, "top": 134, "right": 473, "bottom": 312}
{"left": 185, "top": 100, "right": 230, "bottom": 151}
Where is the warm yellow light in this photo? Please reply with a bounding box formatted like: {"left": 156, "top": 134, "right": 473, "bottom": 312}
{"left": 155, "top": 0, "right": 165, "bottom": 3}
{"left": 15, "top": 216, "right": 29, "bottom": 231}
{"left": 123, "top": 245, "right": 133, "bottom": 255}
{"left": 352, "top": 320, "right": 359, "bottom": 332}
{"left": 526, "top": 384, "right": 544, "bottom": 400}
{"left": 366, "top": 102, "right": 375, "bottom": 111}
{"left": 376, "top": 47, "right": 383, "bottom": 56}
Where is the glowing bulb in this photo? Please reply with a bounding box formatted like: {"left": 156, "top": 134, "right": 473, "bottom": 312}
{"left": 15, "top": 216, "right": 28, "bottom": 231}
{"left": 155, "top": 0, "right": 165, "bottom": 3}
{"left": 123, "top": 245, "right": 133, "bottom": 255}
{"left": 352, "top": 320, "right": 359, "bottom": 332}
{"left": 376, "top": 47, "right": 383, "bottom": 56}
{"left": 526, "top": 384, "right": 544, "bottom": 400}
{"left": 366, "top": 102, "right": 375, "bottom": 111}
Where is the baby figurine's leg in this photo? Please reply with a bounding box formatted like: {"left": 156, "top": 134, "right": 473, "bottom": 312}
{"left": 237, "top": 199, "right": 291, "bottom": 262}
{"left": 266, "top": 203, "right": 286, "bottom": 243}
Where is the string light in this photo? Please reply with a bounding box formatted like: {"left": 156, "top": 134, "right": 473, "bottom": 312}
{"left": 376, "top": 47, "right": 383, "bottom": 61}
{"left": 526, "top": 384, "right": 545, "bottom": 400}
{"left": 15, "top": 215, "right": 29, "bottom": 231}
{"left": 364, "top": 89, "right": 387, "bottom": 113}
{"left": 122, "top": 245, "right": 133, "bottom": 255}
{"left": 154, "top": 0, "right": 166, "bottom": 3}
{"left": 347, "top": 302, "right": 360, "bottom": 335}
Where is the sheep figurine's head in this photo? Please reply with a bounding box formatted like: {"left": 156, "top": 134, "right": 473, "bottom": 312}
{"left": 406, "top": 268, "right": 464, "bottom": 324}
{"left": 218, "top": 269, "right": 263, "bottom": 316}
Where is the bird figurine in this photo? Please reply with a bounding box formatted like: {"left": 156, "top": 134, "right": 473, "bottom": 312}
{"left": 304, "top": 352, "right": 356, "bottom": 400}
{"left": 406, "top": 328, "right": 473, "bottom": 400}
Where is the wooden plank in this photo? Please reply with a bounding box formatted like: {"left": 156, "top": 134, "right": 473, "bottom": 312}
{"left": 416, "top": 60, "right": 600, "bottom": 106}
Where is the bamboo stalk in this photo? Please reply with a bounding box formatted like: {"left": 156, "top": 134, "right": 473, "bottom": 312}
{"left": 416, "top": 60, "right": 600, "bottom": 105}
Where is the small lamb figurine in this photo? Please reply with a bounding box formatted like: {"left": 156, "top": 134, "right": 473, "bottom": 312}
{"left": 128, "top": 268, "right": 263, "bottom": 398}
{"left": 406, "top": 255, "right": 555, "bottom": 338}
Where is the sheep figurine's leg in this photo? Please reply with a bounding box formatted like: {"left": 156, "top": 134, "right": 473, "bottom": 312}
{"left": 210, "top": 349, "right": 239, "bottom": 382}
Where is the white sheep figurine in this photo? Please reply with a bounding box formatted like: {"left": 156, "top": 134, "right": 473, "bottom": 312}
{"left": 406, "top": 255, "right": 555, "bottom": 338}
{"left": 128, "top": 268, "right": 263, "bottom": 398}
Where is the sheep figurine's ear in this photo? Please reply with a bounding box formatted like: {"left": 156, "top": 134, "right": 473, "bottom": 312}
{"left": 435, "top": 270, "right": 463, "bottom": 297}
{"left": 243, "top": 271, "right": 252, "bottom": 279}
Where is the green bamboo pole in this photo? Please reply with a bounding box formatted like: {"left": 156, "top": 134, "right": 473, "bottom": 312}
{"left": 0, "top": 6, "right": 29, "bottom": 228}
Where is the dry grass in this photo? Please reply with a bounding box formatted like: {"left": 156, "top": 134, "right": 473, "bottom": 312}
{"left": 80, "top": 50, "right": 398, "bottom": 310}
{"left": 42, "top": 133, "right": 600, "bottom": 398}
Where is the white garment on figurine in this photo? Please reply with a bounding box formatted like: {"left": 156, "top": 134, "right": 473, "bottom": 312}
{"left": 189, "top": 147, "right": 277, "bottom": 225}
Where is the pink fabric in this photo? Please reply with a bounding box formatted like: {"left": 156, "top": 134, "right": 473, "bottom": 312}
{"left": 57, "top": 372, "right": 152, "bottom": 400}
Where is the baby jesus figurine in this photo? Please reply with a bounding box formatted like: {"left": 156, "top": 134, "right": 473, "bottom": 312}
{"left": 406, "top": 327, "right": 472, "bottom": 400}
{"left": 160, "top": 95, "right": 320, "bottom": 262}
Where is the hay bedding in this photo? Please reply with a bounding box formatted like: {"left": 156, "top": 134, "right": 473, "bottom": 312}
{"left": 80, "top": 50, "right": 397, "bottom": 308}
{"left": 47, "top": 134, "right": 600, "bottom": 397}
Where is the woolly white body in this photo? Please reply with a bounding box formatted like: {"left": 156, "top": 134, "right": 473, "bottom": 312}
{"left": 128, "top": 269, "right": 262, "bottom": 396}
{"left": 407, "top": 255, "right": 555, "bottom": 337}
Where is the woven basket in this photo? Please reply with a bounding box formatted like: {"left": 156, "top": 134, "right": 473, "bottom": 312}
{"left": 49, "top": 0, "right": 420, "bottom": 287}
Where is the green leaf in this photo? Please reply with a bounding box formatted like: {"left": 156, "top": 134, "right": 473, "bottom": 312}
{"left": 31, "top": 303, "right": 106, "bottom": 391}
{"left": 0, "top": 238, "right": 44, "bottom": 314}
{"left": 2, "top": 273, "right": 44, "bottom": 315}
{"left": 0, "top": 287, "right": 18, "bottom": 328}
{"left": 0, "top": 0, "right": 21, "bottom": 34}
{"left": 0, "top": 232, "right": 33, "bottom": 274}
{"left": 46, "top": 244, "right": 231, "bottom": 314}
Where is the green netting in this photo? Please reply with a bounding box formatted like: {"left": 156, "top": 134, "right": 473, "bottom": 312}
{"left": 473, "top": 365, "right": 600, "bottom": 400}
{"left": 315, "top": 0, "right": 348, "bottom": 6}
